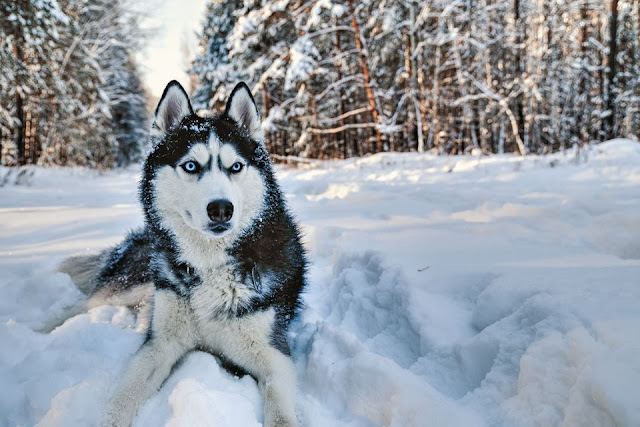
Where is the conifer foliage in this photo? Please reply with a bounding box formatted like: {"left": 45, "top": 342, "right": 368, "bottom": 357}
{"left": 0, "top": 0, "right": 149, "bottom": 167}
{"left": 190, "top": 0, "right": 640, "bottom": 158}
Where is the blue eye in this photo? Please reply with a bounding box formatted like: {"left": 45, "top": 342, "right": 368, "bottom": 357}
{"left": 230, "top": 162, "right": 243, "bottom": 174}
{"left": 182, "top": 161, "right": 198, "bottom": 173}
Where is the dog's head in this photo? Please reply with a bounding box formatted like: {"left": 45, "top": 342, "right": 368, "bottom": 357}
{"left": 141, "top": 81, "right": 270, "bottom": 243}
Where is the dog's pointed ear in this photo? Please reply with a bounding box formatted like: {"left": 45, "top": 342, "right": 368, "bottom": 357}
{"left": 151, "top": 81, "right": 194, "bottom": 139}
{"left": 225, "top": 82, "right": 263, "bottom": 141}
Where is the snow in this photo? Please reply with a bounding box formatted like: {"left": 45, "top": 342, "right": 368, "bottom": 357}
{"left": 285, "top": 38, "right": 320, "bottom": 91}
{"left": 1, "top": 139, "right": 640, "bottom": 426}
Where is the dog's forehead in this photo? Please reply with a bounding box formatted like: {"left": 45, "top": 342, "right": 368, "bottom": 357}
{"left": 180, "top": 131, "right": 242, "bottom": 164}
{"left": 219, "top": 144, "right": 239, "bottom": 166}
{"left": 187, "top": 143, "right": 210, "bottom": 164}
{"left": 207, "top": 131, "right": 243, "bottom": 164}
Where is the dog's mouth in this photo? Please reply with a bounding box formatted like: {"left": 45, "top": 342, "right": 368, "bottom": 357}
{"left": 206, "top": 222, "right": 231, "bottom": 236}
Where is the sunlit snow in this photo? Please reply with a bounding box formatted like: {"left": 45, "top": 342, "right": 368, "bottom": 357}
{"left": 1, "top": 140, "right": 639, "bottom": 426}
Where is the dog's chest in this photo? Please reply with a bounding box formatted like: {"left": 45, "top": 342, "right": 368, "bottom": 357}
{"left": 189, "top": 264, "right": 254, "bottom": 319}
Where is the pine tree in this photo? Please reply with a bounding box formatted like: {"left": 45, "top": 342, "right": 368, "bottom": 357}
{"left": 89, "top": 0, "right": 150, "bottom": 166}
{"left": 190, "top": 0, "right": 244, "bottom": 111}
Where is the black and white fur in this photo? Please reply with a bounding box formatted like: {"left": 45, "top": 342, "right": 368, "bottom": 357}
{"left": 49, "top": 81, "right": 307, "bottom": 427}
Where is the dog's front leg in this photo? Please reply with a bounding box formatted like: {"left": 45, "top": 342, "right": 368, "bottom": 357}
{"left": 228, "top": 345, "right": 298, "bottom": 427}
{"left": 259, "top": 349, "right": 298, "bottom": 427}
{"left": 212, "top": 312, "right": 298, "bottom": 427}
{"left": 104, "top": 290, "right": 197, "bottom": 427}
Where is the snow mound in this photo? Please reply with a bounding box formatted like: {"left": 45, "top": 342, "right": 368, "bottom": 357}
{"left": 299, "top": 252, "right": 481, "bottom": 426}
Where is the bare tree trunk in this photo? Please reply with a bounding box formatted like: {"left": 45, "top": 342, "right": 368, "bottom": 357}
{"left": 262, "top": 83, "right": 269, "bottom": 148}
{"left": 447, "top": 4, "right": 478, "bottom": 152}
{"left": 334, "top": 26, "right": 348, "bottom": 158}
{"left": 514, "top": 0, "right": 526, "bottom": 150}
{"left": 403, "top": 29, "right": 414, "bottom": 151}
{"left": 428, "top": 45, "right": 442, "bottom": 152}
{"left": 262, "top": 82, "right": 270, "bottom": 119}
{"left": 410, "top": 4, "right": 424, "bottom": 153}
{"left": 576, "top": 5, "right": 586, "bottom": 144}
{"left": 13, "top": 43, "right": 26, "bottom": 165}
{"left": 636, "top": 0, "right": 640, "bottom": 137}
{"left": 14, "top": 96, "right": 25, "bottom": 165}
{"left": 25, "top": 110, "right": 31, "bottom": 163}
{"left": 403, "top": 3, "right": 424, "bottom": 153}
{"left": 605, "top": 0, "right": 618, "bottom": 139}
{"left": 418, "top": 64, "right": 428, "bottom": 150}
{"left": 348, "top": 0, "right": 383, "bottom": 152}
{"left": 310, "top": 94, "right": 321, "bottom": 158}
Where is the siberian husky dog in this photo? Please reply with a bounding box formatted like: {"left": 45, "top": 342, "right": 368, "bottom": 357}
{"left": 49, "top": 81, "right": 307, "bottom": 427}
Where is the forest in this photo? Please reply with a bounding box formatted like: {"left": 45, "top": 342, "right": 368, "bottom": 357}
{"left": 190, "top": 0, "right": 640, "bottom": 158}
{"left": 1, "top": 3, "right": 640, "bottom": 425}
{"left": 1, "top": 0, "right": 639, "bottom": 166}
{"left": 0, "top": 0, "right": 149, "bottom": 167}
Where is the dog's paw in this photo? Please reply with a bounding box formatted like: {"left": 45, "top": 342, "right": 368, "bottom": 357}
{"left": 265, "top": 414, "right": 298, "bottom": 427}
{"left": 264, "top": 405, "right": 299, "bottom": 427}
{"left": 102, "top": 398, "right": 135, "bottom": 427}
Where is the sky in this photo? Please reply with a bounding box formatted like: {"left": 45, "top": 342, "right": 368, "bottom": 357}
{"left": 136, "top": 0, "right": 209, "bottom": 99}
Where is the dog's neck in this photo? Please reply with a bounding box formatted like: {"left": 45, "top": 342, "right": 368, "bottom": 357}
{"left": 151, "top": 218, "right": 234, "bottom": 272}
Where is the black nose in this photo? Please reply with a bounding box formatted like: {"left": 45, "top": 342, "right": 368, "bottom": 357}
{"left": 207, "top": 199, "right": 234, "bottom": 222}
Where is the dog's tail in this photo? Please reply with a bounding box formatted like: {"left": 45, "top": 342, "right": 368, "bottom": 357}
{"left": 40, "top": 228, "right": 154, "bottom": 333}
{"left": 57, "top": 254, "right": 103, "bottom": 295}
{"left": 37, "top": 255, "right": 103, "bottom": 333}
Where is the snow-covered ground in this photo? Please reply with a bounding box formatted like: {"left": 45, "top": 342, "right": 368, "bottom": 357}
{"left": 1, "top": 139, "right": 640, "bottom": 426}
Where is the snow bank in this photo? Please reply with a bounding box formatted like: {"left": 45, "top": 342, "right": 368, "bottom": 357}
{"left": 1, "top": 140, "right": 639, "bottom": 426}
